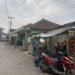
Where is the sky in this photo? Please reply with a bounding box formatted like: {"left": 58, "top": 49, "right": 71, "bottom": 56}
{"left": 0, "top": 0, "right": 75, "bottom": 33}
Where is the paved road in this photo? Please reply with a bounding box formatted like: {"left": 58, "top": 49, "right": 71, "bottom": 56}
{"left": 0, "top": 42, "right": 75, "bottom": 75}
{"left": 0, "top": 42, "right": 50, "bottom": 75}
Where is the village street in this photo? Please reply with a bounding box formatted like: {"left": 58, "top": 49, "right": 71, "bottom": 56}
{"left": 0, "top": 0, "right": 75, "bottom": 75}
{"left": 0, "top": 42, "right": 50, "bottom": 75}
{"left": 0, "top": 42, "right": 75, "bottom": 75}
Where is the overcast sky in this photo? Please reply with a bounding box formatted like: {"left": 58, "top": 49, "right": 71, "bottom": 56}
{"left": 0, "top": 0, "right": 75, "bottom": 33}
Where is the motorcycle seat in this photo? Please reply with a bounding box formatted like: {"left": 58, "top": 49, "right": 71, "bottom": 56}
{"left": 52, "top": 58, "right": 58, "bottom": 62}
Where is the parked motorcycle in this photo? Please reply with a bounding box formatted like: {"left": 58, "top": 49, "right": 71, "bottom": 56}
{"left": 39, "top": 52, "right": 75, "bottom": 75}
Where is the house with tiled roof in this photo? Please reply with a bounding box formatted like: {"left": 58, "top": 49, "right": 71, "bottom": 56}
{"left": 28, "top": 19, "right": 59, "bottom": 30}
{"left": 27, "top": 19, "right": 60, "bottom": 35}
{"left": 7, "top": 18, "right": 60, "bottom": 50}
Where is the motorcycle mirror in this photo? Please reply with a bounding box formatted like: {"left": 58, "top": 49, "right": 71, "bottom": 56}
{"left": 59, "top": 51, "right": 63, "bottom": 55}
{"left": 42, "top": 53, "right": 45, "bottom": 56}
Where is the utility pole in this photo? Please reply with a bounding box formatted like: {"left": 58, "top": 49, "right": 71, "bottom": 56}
{"left": 8, "top": 17, "right": 14, "bottom": 31}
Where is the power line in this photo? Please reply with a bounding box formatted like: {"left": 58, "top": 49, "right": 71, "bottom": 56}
{"left": 12, "top": 0, "right": 27, "bottom": 16}
{"left": 21, "top": 1, "right": 75, "bottom": 22}
{"left": 13, "top": 0, "right": 44, "bottom": 16}
{"left": 12, "top": 0, "right": 44, "bottom": 26}
{"left": 31, "top": 3, "right": 75, "bottom": 19}
{"left": 46, "top": 0, "right": 70, "bottom": 11}
{"left": 19, "top": 0, "right": 71, "bottom": 18}
{"left": 13, "top": 0, "right": 69, "bottom": 16}
{"left": 0, "top": 0, "right": 5, "bottom": 14}
{"left": 23, "top": 4, "right": 75, "bottom": 24}
{"left": 12, "top": 0, "right": 70, "bottom": 18}
{"left": 8, "top": 0, "right": 43, "bottom": 30}
{"left": 4, "top": 0, "right": 10, "bottom": 32}
{"left": 12, "top": 0, "right": 75, "bottom": 26}
{"left": 4, "top": 0, "right": 14, "bottom": 31}
{"left": 4, "top": 0, "right": 9, "bottom": 17}
{"left": 7, "top": 0, "right": 71, "bottom": 18}
{"left": 47, "top": 4, "right": 75, "bottom": 19}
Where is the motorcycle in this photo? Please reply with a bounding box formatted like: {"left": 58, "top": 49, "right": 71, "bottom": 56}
{"left": 39, "top": 52, "right": 75, "bottom": 75}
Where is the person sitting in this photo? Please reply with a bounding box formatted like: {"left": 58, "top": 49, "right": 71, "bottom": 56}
{"left": 54, "top": 42, "right": 61, "bottom": 58}
{"left": 61, "top": 41, "right": 68, "bottom": 56}
{"left": 54, "top": 42, "right": 64, "bottom": 72}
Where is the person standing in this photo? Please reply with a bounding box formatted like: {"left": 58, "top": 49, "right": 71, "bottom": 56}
{"left": 32, "top": 37, "right": 41, "bottom": 66}
{"left": 32, "top": 37, "right": 41, "bottom": 55}
{"left": 32, "top": 37, "right": 38, "bottom": 56}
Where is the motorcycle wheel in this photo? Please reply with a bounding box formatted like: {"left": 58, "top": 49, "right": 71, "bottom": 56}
{"left": 49, "top": 64, "right": 65, "bottom": 75}
{"left": 39, "top": 60, "right": 48, "bottom": 72}
{"left": 65, "top": 68, "right": 73, "bottom": 75}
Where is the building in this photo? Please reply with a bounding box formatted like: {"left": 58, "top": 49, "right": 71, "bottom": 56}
{"left": 0, "top": 27, "right": 4, "bottom": 41}
{"left": 27, "top": 19, "right": 59, "bottom": 35}
{"left": 39, "top": 21, "right": 75, "bottom": 56}
{"left": 7, "top": 19, "right": 60, "bottom": 51}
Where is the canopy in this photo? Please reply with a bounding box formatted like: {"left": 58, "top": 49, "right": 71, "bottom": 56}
{"left": 39, "top": 26, "right": 73, "bottom": 37}
{"left": 8, "top": 26, "right": 31, "bottom": 36}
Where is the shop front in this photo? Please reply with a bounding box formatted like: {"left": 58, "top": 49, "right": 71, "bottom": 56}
{"left": 39, "top": 23, "right": 75, "bottom": 57}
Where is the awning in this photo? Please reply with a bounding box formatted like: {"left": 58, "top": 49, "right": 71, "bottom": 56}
{"left": 39, "top": 26, "right": 73, "bottom": 37}
{"left": 8, "top": 27, "right": 31, "bottom": 36}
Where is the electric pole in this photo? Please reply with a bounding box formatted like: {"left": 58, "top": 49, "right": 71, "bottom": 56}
{"left": 8, "top": 17, "right": 14, "bottom": 31}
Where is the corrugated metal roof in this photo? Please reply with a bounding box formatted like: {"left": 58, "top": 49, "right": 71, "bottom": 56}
{"left": 39, "top": 22, "right": 75, "bottom": 37}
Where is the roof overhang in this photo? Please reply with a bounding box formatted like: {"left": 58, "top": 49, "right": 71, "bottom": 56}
{"left": 8, "top": 26, "right": 31, "bottom": 36}
{"left": 39, "top": 25, "right": 75, "bottom": 37}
